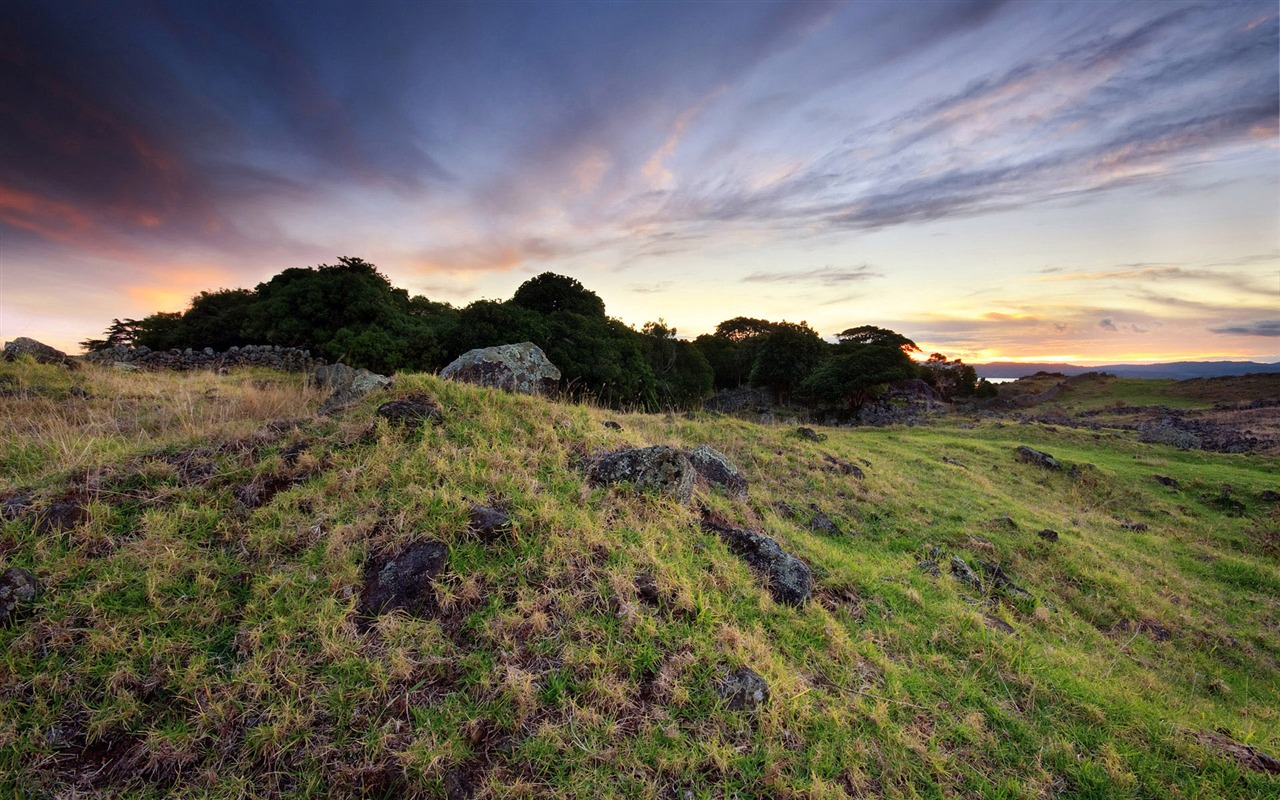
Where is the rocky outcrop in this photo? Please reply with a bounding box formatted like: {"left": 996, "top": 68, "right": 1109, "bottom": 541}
{"left": 1014, "top": 445, "right": 1062, "bottom": 470}
{"left": 357, "top": 541, "right": 449, "bottom": 622}
{"left": 587, "top": 445, "right": 695, "bottom": 504}
{"left": 439, "top": 342, "right": 560, "bottom": 396}
{"left": 375, "top": 394, "right": 442, "bottom": 427}
{"left": 718, "top": 667, "right": 769, "bottom": 711}
{"left": 686, "top": 445, "right": 747, "bottom": 497}
{"left": 85, "top": 344, "right": 317, "bottom": 372}
{"left": 313, "top": 363, "right": 392, "bottom": 413}
{"left": 701, "top": 514, "right": 811, "bottom": 606}
{"left": 0, "top": 568, "right": 41, "bottom": 624}
{"left": 3, "top": 337, "right": 70, "bottom": 366}
{"left": 703, "top": 386, "right": 775, "bottom": 414}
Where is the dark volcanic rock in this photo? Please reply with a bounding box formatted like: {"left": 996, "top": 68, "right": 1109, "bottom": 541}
{"left": 3, "top": 337, "right": 69, "bottom": 365}
{"left": 822, "top": 454, "right": 864, "bottom": 479}
{"left": 439, "top": 342, "right": 561, "bottom": 396}
{"left": 602, "top": 420, "right": 622, "bottom": 431}
{"left": 1, "top": 493, "right": 33, "bottom": 522}
{"left": 587, "top": 445, "right": 694, "bottom": 504}
{"left": 1260, "top": 490, "right": 1280, "bottom": 502}
{"left": 718, "top": 667, "right": 769, "bottom": 711}
{"left": 1038, "top": 529, "right": 1059, "bottom": 542}
{"left": 701, "top": 514, "right": 812, "bottom": 606}
{"left": 1118, "top": 519, "right": 1149, "bottom": 532}
{"left": 33, "top": 501, "right": 87, "bottom": 534}
{"left": 794, "top": 427, "right": 827, "bottom": 442}
{"left": 950, "top": 556, "right": 982, "bottom": 589}
{"left": 804, "top": 506, "right": 842, "bottom": 537}
{"left": 1153, "top": 475, "right": 1180, "bottom": 489}
{"left": 686, "top": 445, "right": 747, "bottom": 497}
{"left": 376, "top": 394, "right": 442, "bottom": 427}
{"left": 1014, "top": 445, "right": 1062, "bottom": 470}
{"left": 467, "top": 504, "right": 512, "bottom": 540}
{"left": 1191, "top": 730, "right": 1280, "bottom": 774}
{"left": 358, "top": 541, "right": 449, "bottom": 621}
{"left": 0, "top": 568, "right": 41, "bottom": 623}
{"left": 313, "top": 363, "right": 392, "bottom": 413}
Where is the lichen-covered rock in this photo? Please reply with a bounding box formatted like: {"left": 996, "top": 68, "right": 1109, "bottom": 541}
{"left": 701, "top": 514, "right": 811, "bottom": 606}
{"left": 0, "top": 568, "right": 41, "bottom": 624}
{"left": 467, "top": 504, "right": 512, "bottom": 541}
{"left": 588, "top": 445, "right": 694, "bottom": 504}
{"left": 376, "top": 394, "right": 442, "bottom": 427}
{"left": 1014, "top": 445, "right": 1062, "bottom": 470}
{"left": 686, "top": 445, "right": 747, "bottom": 497}
{"left": 439, "top": 342, "right": 560, "bottom": 396}
{"left": 3, "top": 337, "right": 69, "bottom": 365}
{"left": 718, "top": 667, "right": 769, "bottom": 711}
{"left": 357, "top": 541, "right": 449, "bottom": 621}
{"left": 313, "top": 363, "right": 392, "bottom": 413}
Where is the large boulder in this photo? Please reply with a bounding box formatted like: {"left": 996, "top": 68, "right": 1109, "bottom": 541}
{"left": 312, "top": 363, "right": 392, "bottom": 413}
{"left": 3, "top": 337, "right": 69, "bottom": 366}
{"left": 587, "top": 445, "right": 694, "bottom": 504}
{"left": 0, "top": 568, "right": 41, "bottom": 624}
{"left": 700, "top": 514, "right": 812, "bottom": 606}
{"left": 1014, "top": 445, "right": 1062, "bottom": 470}
{"left": 439, "top": 342, "right": 560, "bottom": 396}
{"left": 686, "top": 445, "right": 748, "bottom": 497}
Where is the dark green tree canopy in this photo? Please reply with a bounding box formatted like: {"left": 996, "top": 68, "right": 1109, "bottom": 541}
{"left": 511, "top": 272, "right": 606, "bottom": 318}
{"left": 836, "top": 325, "right": 920, "bottom": 353}
{"left": 748, "top": 321, "right": 827, "bottom": 398}
{"left": 802, "top": 343, "right": 918, "bottom": 414}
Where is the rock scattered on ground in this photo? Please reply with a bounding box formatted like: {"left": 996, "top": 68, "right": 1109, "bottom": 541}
{"left": 439, "top": 342, "right": 560, "bottom": 396}
{"left": 803, "top": 506, "right": 842, "bottom": 537}
{"left": 313, "top": 363, "right": 392, "bottom": 413}
{"left": 376, "top": 394, "right": 442, "bottom": 427}
{"left": 3, "top": 337, "right": 70, "bottom": 366}
{"left": 794, "top": 427, "right": 827, "bottom": 442}
{"left": 33, "top": 501, "right": 88, "bottom": 534}
{"left": 0, "top": 568, "right": 41, "bottom": 624}
{"left": 1118, "top": 519, "right": 1149, "bottom": 532}
{"left": 822, "top": 454, "right": 864, "bottom": 479}
{"left": 950, "top": 556, "right": 982, "bottom": 589}
{"left": 602, "top": 420, "right": 622, "bottom": 430}
{"left": 587, "top": 445, "right": 695, "bottom": 504}
{"left": 1153, "top": 475, "right": 1180, "bottom": 489}
{"left": 467, "top": 504, "right": 512, "bottom": 541}
{"left": 987, "top": 516, "right": 1018, "bottom": 530}
{"left": 1190, "top": 730, "right": 1280, "bottom": 774}
{"left": 718, "top": 667, "right": 769, "bottom": 711}
{"left": 1260, "top": 490, "right": 1280, "bottom": 502}
{"left": 701, "top": 513, "right": 812, "bottom": 606}
{"left": 1014, "top": 445, "right": 1062, "bottom": 470}
{"left": 686, "top": 445, "right": 748, "bottom": 497}
{"left": 1038, "top": 529, "right": 1059, "bottom": 542}
{"left": 357, "top": 541, "right": 450, "bottom": 621}
{"left": 983, "top": 614, "right": 1016, "bottom": 635}
{"left": 976, "top": 560, "right": 1032, "bottom": 599}
{"left": 941, "top": 456, "right": 967, "bottom": 468}
{"left": 1, "top": 493, "right": 32, "bottom": 522}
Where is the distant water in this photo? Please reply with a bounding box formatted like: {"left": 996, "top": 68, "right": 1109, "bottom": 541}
{"left": 985, "top": 377, "right": 1017, "bottom": 384}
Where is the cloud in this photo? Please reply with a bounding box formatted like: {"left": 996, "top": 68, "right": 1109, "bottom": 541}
{"left": 629, "top": 282, "right": 674, "bottom": 294}
{"left": 1208, "top": 320, "right": 1280, "bottom": 337}
{"left": 1098, "top": 317, "right": 1118, "bottom": 331}
{"left": 742, "top": 265, "right": 882, "bottom": 285}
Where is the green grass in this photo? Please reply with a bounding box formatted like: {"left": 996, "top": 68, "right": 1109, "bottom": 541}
{"left": 2, "top": 362, "right": 1278, "bottom": 798}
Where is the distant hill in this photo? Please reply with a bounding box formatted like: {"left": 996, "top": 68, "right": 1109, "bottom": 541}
{"left": 975, "top": 360, "right": 1280, "bottom": 380}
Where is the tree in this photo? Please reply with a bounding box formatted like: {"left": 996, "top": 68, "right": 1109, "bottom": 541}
{"left": 80, "top": 318, "right": 144, "bottom": 352}
{"left": 836, "top": 325, "right": 920, "bottom": 353}
{"left": 919, "top": 353, "right": 978, "bottom": 400}
{"left": 748, "top": 321, "right": 828, "bottom": 401}
{"left": 714, "top": 317, "right": 779, "bottom": 343}
{"left": 801, "top": 344, "right": 917, "bottom": 416}
{"left": 511, "top": 272, "right": 606, "bottom": 318}
{"left": 641, "top": 320, "right": 713, "bottom": 409}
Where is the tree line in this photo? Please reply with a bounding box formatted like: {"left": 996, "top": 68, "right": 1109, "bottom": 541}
{"left": 84, "top": 257, "right": 993, "bottom": 412}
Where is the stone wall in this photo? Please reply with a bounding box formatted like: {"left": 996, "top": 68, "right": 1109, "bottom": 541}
{"left": 84, "top": 344, "right": 321, "bottom": 373}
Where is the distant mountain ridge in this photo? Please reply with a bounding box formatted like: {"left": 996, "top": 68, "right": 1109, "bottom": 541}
{"left": 974, "top": 360, "right": 1280, "bottom": 380}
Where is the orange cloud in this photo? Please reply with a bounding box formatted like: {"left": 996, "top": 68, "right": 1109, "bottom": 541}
{"left": 0, "top": 182, "right": 94, "bottom": 244}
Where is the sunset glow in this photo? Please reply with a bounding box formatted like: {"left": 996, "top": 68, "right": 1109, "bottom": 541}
{"left": 1, "top": 0, "right": 1276, "bottom": 363}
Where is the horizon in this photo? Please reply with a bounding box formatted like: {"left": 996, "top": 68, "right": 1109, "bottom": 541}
{"left": 2, "top": 0, "right": 1278, "bottom": 362}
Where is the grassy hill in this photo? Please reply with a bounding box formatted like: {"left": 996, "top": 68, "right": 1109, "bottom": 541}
{"left": 2, "top": 360, "right": 1278, "bottom": 798}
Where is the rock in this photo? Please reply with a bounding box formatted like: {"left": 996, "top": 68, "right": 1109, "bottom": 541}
{"left": 1190, "top": 730, "right": 1280, "bottom": 775}
{"left": 718, "top": 667, "right": 769, "bottom": 711}
{"left": 987, "top": 516, "right": 1018, "bottom": 530}
{"left": 941, "top": 456, "right": 967, "bottom": 468}
{"left": 1038, "top": 529, "right": 1059, "bottom": 542}
{"left": 357, "top": 541, "right": 449, "bottom": 621}
{"left": 33, "top": 501, "right": 87, "bottom": 534}
{"left": 3, "top": 337, "right": 69, "bottom": 365}
{"left": 686, "top": 445, "right": 748, "bottom": 497}
{"left": 1261, "top": 490, "right": 1280, "bottom": 502}
{"left": 1118, "top": 519, "right": 1149, "bottom": 532}
{"left": 0, "top": 568, "right": 41, "bottom": 624}
{"left": 794, "top": 427, "right": 827, "bottom": 442}
{"left": 976, "top": 560, "right": 1033, "bottom": 598}
{"left": 467, "top": 504, "right": 512, "bottom": 541}
{"left": 804, "top": 506, "right": 842, "bottom": 537}
{"left": 701, "top": 514, "right": 812, "bottom": 606}
{"left": 983, "top": 614, "right": 1016, "bottom": 635}
{"left": 112, "top": 361, "right": 140, "bottom": 372}
{"left": 313, "top": 363, "right": 392, "bottom": 413}
{"left": 1153, "top": 475, "right": 1180, "bottom": 489}
{"left": 950, "top": 556, "right": 982, "bottom": 589}
{"left": 602, "top": 420, "right": 622, "bottom": 431}
{"left": 587, "top": 445, "right": 694, "bottom": 504}
{"left": 376, "top": 394, "right": 442, "bottom": 427}
{"left": 822, "top": 454, "right": 864, "bottom": 479}
{"left": 1014, "top": 446, "right": 1062, "bottom": 470}
{"left": 439, "top": 342, "right": 561, "bottom": 396}
{"left": 1, "top": 493, "right": 32, "bottom": 522}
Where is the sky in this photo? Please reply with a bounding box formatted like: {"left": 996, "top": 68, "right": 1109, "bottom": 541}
{"left": 1, "top": 0, "right": 1277, "bottom": 364}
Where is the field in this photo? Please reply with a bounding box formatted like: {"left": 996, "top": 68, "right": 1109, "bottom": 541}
{"left": 2, "top": 360, "right": 1278, "bottom": 798}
